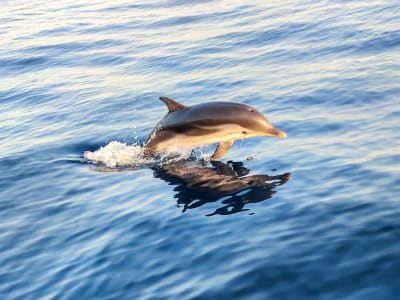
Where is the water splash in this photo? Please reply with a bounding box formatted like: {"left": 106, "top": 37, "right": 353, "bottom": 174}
{"left": 83, "top": 141, "right": 198, "bottom": 169}
{"left": 83, "top": 141, "right": 149, "bottom": 168}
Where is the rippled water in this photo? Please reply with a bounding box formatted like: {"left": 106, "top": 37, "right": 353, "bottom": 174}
{"left": 1, "top": 1, "right": 400, "bottom": 299}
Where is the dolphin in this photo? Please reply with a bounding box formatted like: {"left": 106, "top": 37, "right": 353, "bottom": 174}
{"left": 144, "top": 97, "right": 286, "bottom": 159}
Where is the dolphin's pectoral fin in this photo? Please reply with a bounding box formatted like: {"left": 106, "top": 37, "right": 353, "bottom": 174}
{"left": 211, "top": 140, "right": 233, "bottom": 160}
{"left": 159, "top": 97, "right": 187, "bottom": 113}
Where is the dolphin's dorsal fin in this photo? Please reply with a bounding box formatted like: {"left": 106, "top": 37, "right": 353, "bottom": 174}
{"left": 159, "top": 97, "right": 187, "bottom": 112}
{"left": 211, "top": 140, "right": 233, "bottom": 159}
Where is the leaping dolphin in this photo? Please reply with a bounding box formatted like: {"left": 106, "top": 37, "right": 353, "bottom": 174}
{"left": 144, "top": 97, "right": 286, "bottom": 159}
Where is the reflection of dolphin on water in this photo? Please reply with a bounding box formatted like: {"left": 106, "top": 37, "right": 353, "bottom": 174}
{"left": 144, "top": 97, "right": 286, "bottom": 159}
{"left": 152, "top": 159, "right": 291, "bottom": 216}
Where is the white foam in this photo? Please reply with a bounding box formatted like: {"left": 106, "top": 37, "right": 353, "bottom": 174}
{"left": 83, "top": 141, "right": 198, "bottom": 169}
{"left": 83, "top": 141, "right": 148, "bottom": 168}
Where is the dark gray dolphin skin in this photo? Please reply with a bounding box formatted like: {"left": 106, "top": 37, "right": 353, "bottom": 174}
{"left": 144, "top": 97, "right": 286, "bottom": 159}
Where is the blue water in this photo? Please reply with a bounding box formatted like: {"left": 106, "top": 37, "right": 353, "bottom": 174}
{"left": 1, "top": 1, "right": 400, "bottom": 299}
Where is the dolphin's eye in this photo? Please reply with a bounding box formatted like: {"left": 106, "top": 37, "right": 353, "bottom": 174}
{"left": 250, "top": 109, "right": 254, "bottom": 112}
{"left": 242, "top": 131, "right": 247, "bottom": 134}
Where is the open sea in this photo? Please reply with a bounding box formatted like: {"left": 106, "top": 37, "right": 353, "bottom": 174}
{"left": 1, "top": 1, "right": 399, "bottom": 299}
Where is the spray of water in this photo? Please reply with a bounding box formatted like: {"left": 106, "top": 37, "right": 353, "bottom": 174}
{"left": 83, "top": 141, "right": 202, "bottom": 169}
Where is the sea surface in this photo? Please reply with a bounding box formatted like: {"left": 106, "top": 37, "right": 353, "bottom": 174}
{"left": 1, "top": 1, "right": 400, "bottom": 299}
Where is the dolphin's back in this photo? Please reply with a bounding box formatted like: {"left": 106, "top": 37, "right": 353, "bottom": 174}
{"left": 160, "top": 102, "right": 265, "bottom": 129}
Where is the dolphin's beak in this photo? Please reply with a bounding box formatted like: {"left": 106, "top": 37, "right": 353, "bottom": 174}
{"left": 266, "top": 127, "right": 287, "bottom": 138}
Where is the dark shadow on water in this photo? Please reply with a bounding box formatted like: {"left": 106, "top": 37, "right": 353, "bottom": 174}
{"left": 152, "top": 159, "right": 291, "bottom": 216}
